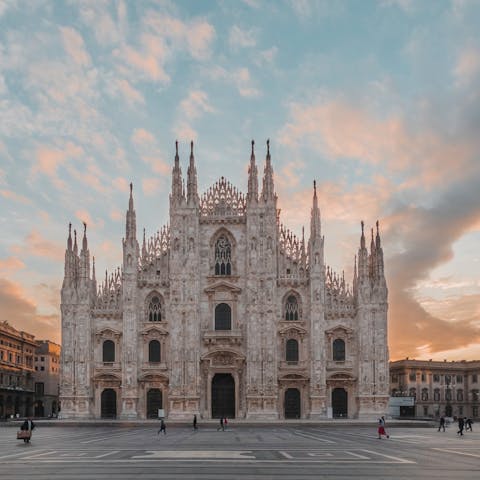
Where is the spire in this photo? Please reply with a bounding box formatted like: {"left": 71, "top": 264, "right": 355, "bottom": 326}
{"left": 125, "top": 183, "right": 136, "bottom": 241}
{"left": 171, "top": 140, "right": 183, "bottom": 203}
{"left": 142, "top": 228, "right": 147, "bottom": 258}
{"left": 187, "top": 140, "right": 198, "bottom": 205}
{"left": 67, "top": 223, "right": 72, "bottom": 251}
{"left": 375, "top": 219, "right": 381, "bottom": 249}
{"left": 370, "top": 227, "right": 375, "bottom": 253}
{"left": 261, "top": 139, "right": 275, "bottom": 201}
{"left": 73, "top": 229, "right": 78, "bottom": 255}
{"left": 247, "top": 139, "right": 258, "bottom": 203}
{"left": 92, "top": 256, "right": 96, "bottom": 281}
{"left": 360, "top": 220, "right": 365, "bottom": 249}
{"left": 310, "top": 180, "right": 321, "bottom": 239}
{"left": 82, "top": 222, "right": 88, "bottom": 252}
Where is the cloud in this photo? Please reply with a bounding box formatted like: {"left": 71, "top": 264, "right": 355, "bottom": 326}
{"left": 0, "top": 189, "right": 32, "bottom": 205}
{"left": 173, "top": 122, "right": 198, "bottom": 142}
{"left": 111, "top": 176, "right": 130, "bottom": 193}
{"left": 207, "top": 66, "right": 261, "bottom": 97}
{"left": 179, "top": 90, "right": 215, "bottom": 119}
{"left": 0, "top": 256, "right": 25, "bottom": 274}
{"left": 142, "top": 177, "right": 161, "bottom": 196}
{"left": 132, "top": 128, "right": 156, "bottom": 146}
{"left": 229, "top": 25, "right": 257, "bottom": 49}
{"left": 454, "top": 48, "right": 480, "bottom": 85}
{"left": 131, "top": 128, "right": 170, "bottom": 174}
{"left": 0, "top": 278, "right": 60, "bottom": 343}
{"left": 109, "top": 78, "right": 145, "bottom": 106}
{"left": 60, "top": 26, "right": 91, "bottom": 67}
{"left": 254, "top": 46, "right": 278, "bottom": 67}
{"left": 380, "top": 0, "right": 414, "bottom": 12}
{"left": 11, "top": 230, "right": 64, "bottom": 262}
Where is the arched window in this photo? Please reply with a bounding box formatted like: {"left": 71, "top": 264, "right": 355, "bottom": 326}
{"left": 434, "top": 388, "right": 440, "bottom": 401}
{"left": 214, "top": 235, "right": 232, "bottom": 275}
{"left": 457, "top": 389, "right": 463, "bottom": 401}
{"left": 446, "top": 389, "right": 452, "bottom": 401}
{"left": 149, "top": 340, "right": 161, "bottom": 363}
{"left": 285, "top": 295, "right": 299, "bottom": 321}
{"left": 286, "top": 339, "right": 299, "bottom": 363}
{"left": 147, "top": 296, "right": 162, "bottom": 322}
{"left": 102, "top": 340, "right": 115, "bottom": 363}
{"left": 215, "top": 303, "right": 231, "bottom": 330}
{"left": 421, "top": 388, "right": 428, "bottom": 401}
{"left": 333, "top": 339, "right": 345, "bottom": 361}
{"left": 409, "top": 387, "right": 416, "bottom": 399}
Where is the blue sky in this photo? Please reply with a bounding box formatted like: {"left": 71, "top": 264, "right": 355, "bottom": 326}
{"left": 1, "top": 0, "right": 480, "bottom": 360}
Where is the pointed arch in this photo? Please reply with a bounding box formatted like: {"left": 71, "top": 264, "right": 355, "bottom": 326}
{"left": 211, "top": 228, "right": 236, "bottom": 276}
{"left": 282, "top": 290, "right": 302, "bottom": 321}
{"left": 145, "top": 291, "right": 164, "bottom": 322}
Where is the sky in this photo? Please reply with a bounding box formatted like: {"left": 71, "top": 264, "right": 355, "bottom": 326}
{"left": 0, "top": 0, "right": 479, "bottom": 361}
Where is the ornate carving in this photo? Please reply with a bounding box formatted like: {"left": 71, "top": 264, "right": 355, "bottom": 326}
{"left": 200, "top": 177, "right": 246, "bottom": 220}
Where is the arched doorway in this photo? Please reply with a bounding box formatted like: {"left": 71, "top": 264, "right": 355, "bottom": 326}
{"left": 146, "top": 389, "right": 163, "bottom": 419}
{"left": 211, "top": 373, "right": 235, "bottom": 418}
{"left": 332, "top": 388, "right": 348, "bottom": 418}
{"left": 284, "top": 388, "right": 301, "bottom": 419}
{"left": 101, "top": 389, "right": 117, "bottom": 419}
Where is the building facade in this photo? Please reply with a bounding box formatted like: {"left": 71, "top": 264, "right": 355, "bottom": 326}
{"left": 60, "top": 141, "right": 389, "bottom": 420}
{"left": 34, "top": 340, "right": 61, "bottom": 417}
{"left": 0, "top": 321, "right": 36, "bottom": 418}
{"left": 390, "top": 359, "right": 480, "bottom": 419}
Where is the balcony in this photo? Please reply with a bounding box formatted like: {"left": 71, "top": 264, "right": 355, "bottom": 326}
{"left": 279, "top": 360, "right": 308, "bottom": 370}
{"left": 203, "top": 330, "right": 243, "bottom": 346}
{"left": 326, "top": 360, "right": 353, "bottom": 371}
{"left": 94, "top": 362, "right": 121, "bottom": 374}
{"left": 141, "top": 362, "right": 168, "bottom": 372}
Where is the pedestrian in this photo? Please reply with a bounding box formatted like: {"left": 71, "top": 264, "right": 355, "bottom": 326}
{"left": 465, "top": 417, "right": 473, "bottom": 432}
{"left": 457, "top": 416, "right": 464, "bottom": 436}
{"left": 377, "top": 416, "right": 389, "bottom": 439}
{"left": 20, "top": 417, "right": 35, "bottom": 443}
{"left": 158, "top": 418, "right": 166, "bottom": 435}
{"left": 217, "top": 417, "right": 224, "bottom": 431}
{"left": 438, "top": 415, "right": 446, "bottom": 432}
{"left": 193, "top": 414, "right": 197, "bottom": 430}
{"left": 224, "top": 417, "right": 228, "bottom": 430}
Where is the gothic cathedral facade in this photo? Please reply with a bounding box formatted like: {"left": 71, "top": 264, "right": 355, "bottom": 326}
{"left": 60, "top": 141, "right": 389, "bottom": 420}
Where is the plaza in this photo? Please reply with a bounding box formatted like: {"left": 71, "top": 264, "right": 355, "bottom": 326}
{"left": 0, "top": 422, "right": 478, "bottom": 479}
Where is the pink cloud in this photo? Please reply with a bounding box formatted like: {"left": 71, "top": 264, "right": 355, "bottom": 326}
{"left": 454, "top": 47, "right": 480, "bottom": 84}
{"left": 60, "top": 26, "right": 91, "bottom": 67}
{"left": 112, "top": 176, "right": 130, "bottom": 193}
{"left": 142, "top": 177, "right": 161, "bottom": 196}
{"left": 179, "top": 90, "right": 215, "bottom": 119}
{"left": 11, "top": 230, "right": 64, "bottom": 262}
{"left": 0, "top": 189, "right": 31, "bottom": 205}
{"left": 132, "top": 128, "right": 156, "bottom": 146}
{"left": 0, "top": 256, "right": 26, "bottom": 274}
{"left": 114, "top": 78, "right": 145, "bottom": 105}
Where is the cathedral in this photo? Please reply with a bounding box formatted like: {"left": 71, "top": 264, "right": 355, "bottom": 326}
{"left": 60, "top": 140, "right": 389, "bottom": 420}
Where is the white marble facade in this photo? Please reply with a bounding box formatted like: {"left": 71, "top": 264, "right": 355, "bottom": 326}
{"left": 60, "top": 141, "right": 389, "bottom": 420}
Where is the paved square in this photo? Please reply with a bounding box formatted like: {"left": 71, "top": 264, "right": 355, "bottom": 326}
{"left": 0, "top": 423, "right": 478, "bottom": 479}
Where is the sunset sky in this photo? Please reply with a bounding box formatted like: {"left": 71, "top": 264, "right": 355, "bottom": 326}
{"left": 0, "top": 0, "right": 479, "bottom": 361}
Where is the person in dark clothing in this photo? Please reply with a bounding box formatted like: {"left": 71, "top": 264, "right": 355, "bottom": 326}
{"left": 438, "top": 416, "right": 446, "bottom": 432}
{"left": 20, "top": 418, "right": 35, "bottom": 443}
{"left": 457, "top": 416, "right": 464, "bottom": 436}
{"left": 193, "top": 414, "right": 197, "bottom": 430}
{"left": 158, "top": 419, "right": 166, "bottom": 435}
{"left": 465, "top": 417, "right": 473, "bottom": 431}
{"left": 217, "top": 417, "right": 224, "bottom": 431}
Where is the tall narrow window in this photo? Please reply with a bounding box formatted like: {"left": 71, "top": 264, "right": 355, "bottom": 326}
{"left": 215, "top": 303, "right": 231, "bottom": 330}
{"left": 285, "top": 295, "right": 299, "bottom": 321}
{"left": 148, "top": 296, "right": 162, "bottom": 322}
{"left": 103, "top": 340, "right": 115, "bottom": 363}
{"left": 149, "top": 340, "right": 161, "bottom": 363}
{"left": 214, "top": 235, "right": 232, "bottom": 275}
{"left": 434, "top": 388, "right": 440, "bottom": 401}
{"left": 421, "top": 388, "right": 428, "bottom": 401}
{"left": 286, "top": 339, "right": 299, "bottom": 363}
{"left": 333, "top": 339, "right": 345, "bottom": 361}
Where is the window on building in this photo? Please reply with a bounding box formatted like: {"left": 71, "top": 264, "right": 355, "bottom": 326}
{"left": 214, "top": 235, "right": 232, "bottom": 275}
{"left": 102, "top": 340, "right": 115, "bottom": 363}
{"left": 433, "top": 374, "right": 440, "bottom": 382}
{"left": 421, "top": 373, "right": 426, "bottom": 382}
{"left": 35, "top": 382, "right": 44, "bottom": 396}
{"left": 458, "top": 406, "right": 463, "bottom": 415}
{"left": 148, "top": 340, "right": 161, "bottom": 363}
{"left": 332, "top": 339, "right": 346, "bottom": 362}
{"left": 40, "top": 366, "right": 45, "bottom": 371}
{"left": 472, "top": 374, "right": 478, "bottom": 383}
{"left": 472, "top": 389, "right": 479, "bottom": 402}
{"left": 456, "top": 375, "right": 463, "bottom": 383}
{"left": 286, "top": 339, "right": 299, "bottom": 363}
{"left": 473, "top": 406, "right": 479, "bottom": 417}
{"left": 41, "top": 356, "right": 45, "bottom": 362}
{"left": 409, "top": 373, "right": 416, "bottom": 382}
{"left": 215, "top": 303, "right": 231, "bottom": 331}
{"left": 457, "top": 389, "right": 464, "bottom": 401}
{"left": 421, "top": 388, "right": 428, "bottom": 401}
{"left": 391, "top": 374, "right": 398, "bottom": 383}
{"left": 446, "top": 389, "right": 452, "bottom": 401}
{"left": 391, "top": 388, "right": 398, "bottom": 396}
{"left": 409, "top": 387, "right": 416, "bottom": 399}
{"left": 434, "top": 388, "right": 440, "bottom": 401}
{"left": 285, "top": 295, "right": 299, "bottom": 321}
{"left": 423, "top": 406, "right": 428, "bottom": 416}
{"left": 147, "top": 296, "right": 162, "bottom": 322}
{"left": 445, "top": 375, "right": 451, "bottom": 384}
{"left": 34, "top": 356, "right": 38, "bottom": 361}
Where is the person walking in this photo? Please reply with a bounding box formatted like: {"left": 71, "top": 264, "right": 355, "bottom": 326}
{"left": 20, "top": 417, "right": 35, "bottom": 443}
{"left": 457, "top": 416, "right": 464, "bottom": 436}
{"left": 377, "top": 416, "right": 389, "bottom": 439}
{"left": 158, "top": 419, "right": 166, "bottom": 435}
{"left": 438, "top": 415, "right": 446, "bottom": 432}
{"left": 224, "top": 417, "right": 228, "bottom": 430}
{"left": 193, "top": 414, "right": 197, "bottom": 430}
{"left": 465, "top": 417, "right": 473, "bottom": 432}
{"left": 217, "top": 417, "right": 224, "bottom": 431}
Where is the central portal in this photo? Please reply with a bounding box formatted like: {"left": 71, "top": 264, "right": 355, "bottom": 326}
{"left": 211, "top": 373, "right": 235, "bottom": 419}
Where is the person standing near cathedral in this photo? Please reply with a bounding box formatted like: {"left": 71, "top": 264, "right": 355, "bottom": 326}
{"left": 457, "top": 416, "right": 464, "bottom": 436}
{"left": 158, "top": 419, "right": 166, "bottom": 435}
{"left": 438, "top": 415, "right": 446, "bottom": 432}
{"left": 193, "top": 414, "right": 197, "bottom": 430}
{"left": 217, "top": 417, "right": 224, "bottom": 431}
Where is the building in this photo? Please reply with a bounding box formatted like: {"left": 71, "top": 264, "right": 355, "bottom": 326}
{"left": 34, "top": 340, "right": 61, "bottom": 417}
{"left": 60, "top": 141, "right": 389, "bottom": 420}
{"left": 0, "top": 321, "right": 36, "bottom": 418}
{"left": 390, "top": 359, "right": 480, "bottom": 419}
